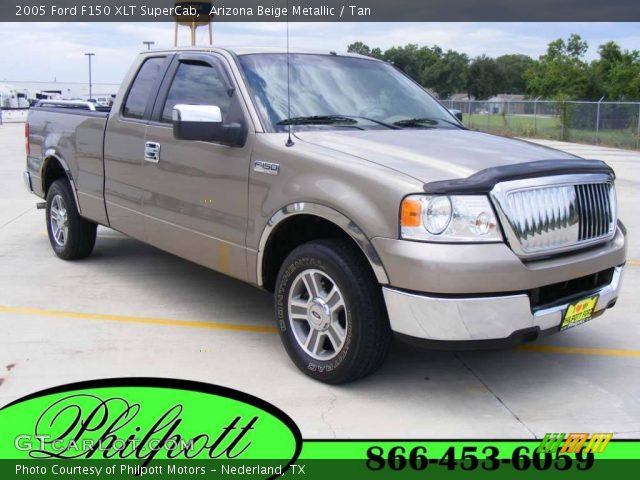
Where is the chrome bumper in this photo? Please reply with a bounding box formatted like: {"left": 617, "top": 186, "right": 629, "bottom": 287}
{"left": 23, "top": 171, "right": 33, "bottom": 192}
{"left": 383, "top": 265, "right": 624, "bottom": 341}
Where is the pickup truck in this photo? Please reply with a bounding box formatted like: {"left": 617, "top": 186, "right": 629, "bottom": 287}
{"left": 24, "top": 47, "right": 626, "bottom": 384}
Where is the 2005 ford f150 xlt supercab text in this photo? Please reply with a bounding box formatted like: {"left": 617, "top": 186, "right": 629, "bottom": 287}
{"left": 24, "top": 48, "right": 627, "bottom": 383}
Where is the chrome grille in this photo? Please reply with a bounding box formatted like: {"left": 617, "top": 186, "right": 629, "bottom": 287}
{"left": 576, "top": 183, "right": 615, "bottom": 241}
{"left": 491, "top": 174, "right": 616, "bottom": 258}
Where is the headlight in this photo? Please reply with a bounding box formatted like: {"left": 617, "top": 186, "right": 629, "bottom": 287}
{"left": 401, "top": 195, "right": 502, "bottom": 242}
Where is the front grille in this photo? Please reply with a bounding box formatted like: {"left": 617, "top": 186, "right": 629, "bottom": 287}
{"left": 576, "top": 183, "right": 615, "bottom": 241}
{"left": 492, "top": 174, "right": 617, "bottom": 258}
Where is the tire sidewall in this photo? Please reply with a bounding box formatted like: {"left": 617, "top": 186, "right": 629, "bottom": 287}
{"left": 275, "top": 246, "right": 366, "bottom": 382}
{"left": 46, "top": 181, "right": 74, "bottom": 258}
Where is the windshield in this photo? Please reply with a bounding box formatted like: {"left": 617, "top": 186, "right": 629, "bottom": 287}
{"left": 237, "top": 53, "right": 459, "bottom": 132}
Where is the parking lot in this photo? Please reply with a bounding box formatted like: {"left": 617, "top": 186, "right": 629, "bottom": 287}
{"left": 1, "top": 121, "right": 639, "bottom": 439}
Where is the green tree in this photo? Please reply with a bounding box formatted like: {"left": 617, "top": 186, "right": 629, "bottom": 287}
{"left": 524, "top": 34, "right": 591, "bottom": 99}
{"left": 347, "top": 41, "right": 372, "bottom": 56}
{"left": 421, "top": 50, "right": 469, "bottom": 99}
{"left": 370, "top": 47, "right": 383, "bottom": 60}
{"left": 495, "top": 54, "right": 534, "bottom": 93}
{"left": 467, "top": 55, "right": 503, "bottom": 99}
{"left": 345, "top": 41, "right": 469, "bottom": 98}
{"left": 608, "top": 56, "right": 640, "bottom": 100}
{"left": 382, "top": 44, "right": 426, "bottom": 80}
{"left": 347, "top": 42, "right": 385, "bottom": 60}
{"left": 592, "top": 41, "right": 640, "bottom": 100}
{"left": 345, "top": 35, "right": 640, "bottom": 101}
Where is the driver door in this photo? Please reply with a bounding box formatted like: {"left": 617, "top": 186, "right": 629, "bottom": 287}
{"left": 140, "top": 53, "right": 253, "bottom": 281}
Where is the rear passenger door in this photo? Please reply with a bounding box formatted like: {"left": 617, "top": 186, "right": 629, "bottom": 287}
{"left": 140, "top": 53, "right": 253, "bottom": 281}
{"left": 104, "top": 55, "right": 171, "bottom": 239}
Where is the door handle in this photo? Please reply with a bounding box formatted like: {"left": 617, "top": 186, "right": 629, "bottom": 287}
{"left": 144, "top": 142, "right": 161, "bottom": 163}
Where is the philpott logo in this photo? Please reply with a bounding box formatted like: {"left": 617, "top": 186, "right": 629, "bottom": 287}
{"left": 0, "top": 378, "right": 301, "bottom": 477}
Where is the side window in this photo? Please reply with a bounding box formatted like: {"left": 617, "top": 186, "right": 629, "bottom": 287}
{"left": 161, "top": 61, "right": 232, "bottom": 123}
{"left": 123, "top": 57, "right": 165, "bottom": 119}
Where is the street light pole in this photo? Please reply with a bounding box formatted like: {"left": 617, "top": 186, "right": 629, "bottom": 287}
{"left": 143, "top": 41, "right": 155, "bottom": 50}
{"left": 84, "top": 53, "right": 95, "bottom": 100}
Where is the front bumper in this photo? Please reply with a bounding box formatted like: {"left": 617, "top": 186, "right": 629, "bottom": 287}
{"left": 383, "top": 265, "right": 624, "bottom": 342}
{"left": 372, "top": 226, "right": 626, "bottom": 294}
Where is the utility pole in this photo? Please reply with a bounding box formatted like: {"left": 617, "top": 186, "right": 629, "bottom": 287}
{"left": 84, "top": 53, "right": 95, "bottom": 100}
{"left": 143, "top": 41, "right": 155, "bottom": 50}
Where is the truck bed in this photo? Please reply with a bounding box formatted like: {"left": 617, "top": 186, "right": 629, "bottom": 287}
{"left": 26, "top": 103, "right": 110, "bottom": 225}
{"left": 35, "top": 99, "right": 111, "bottom": 115}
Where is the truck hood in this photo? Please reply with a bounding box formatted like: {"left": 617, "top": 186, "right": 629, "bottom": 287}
{"left": 294, "top": 129, "right": 579, "bottom": 184}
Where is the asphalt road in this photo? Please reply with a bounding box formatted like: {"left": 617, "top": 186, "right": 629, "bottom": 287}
{"left": 1, "top": 122, "right": 639, "bottom": 439}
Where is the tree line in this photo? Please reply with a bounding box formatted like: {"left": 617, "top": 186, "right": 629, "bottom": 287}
{"left": 347, "top": 34, "right": 640, "bottom": 101}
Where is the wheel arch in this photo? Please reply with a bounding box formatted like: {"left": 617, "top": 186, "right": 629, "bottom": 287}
{"left": 257, "top": 203, "right": 389, "bottom": 291}
{"left": 41, "top": 151, "right": 81, "bottom": 213}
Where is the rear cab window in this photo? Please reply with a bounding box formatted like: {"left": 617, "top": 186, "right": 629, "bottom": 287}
{"left": 122, "top": 57, "right": 166, "bottom": 119}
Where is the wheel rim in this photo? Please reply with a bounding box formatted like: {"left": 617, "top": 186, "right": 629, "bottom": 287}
{"left": 50, "top": 194, "right": 69, "bottom": 247}
{"left": 287, "top": 269, "right": 348, "bottom": 361}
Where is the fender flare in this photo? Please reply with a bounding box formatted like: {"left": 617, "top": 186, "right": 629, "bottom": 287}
{"left": 41, "top": 149, "right": 82, "bottom": 213}
{"left": 256, "top": 202, "right": 389, "bottom": 286}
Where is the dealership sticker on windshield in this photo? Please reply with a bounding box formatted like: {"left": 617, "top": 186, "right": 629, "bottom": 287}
{"left": 561, "top": 295, "right": 600, "bottom": 330}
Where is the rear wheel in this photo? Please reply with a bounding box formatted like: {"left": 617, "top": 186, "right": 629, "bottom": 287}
{"left": 275, "top": 239, "right": 392, "bottom": 384}
{"left": 46, "top": 179, "right": 97, "bottom": 260}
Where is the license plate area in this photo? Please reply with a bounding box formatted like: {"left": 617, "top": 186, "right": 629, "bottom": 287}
{"left": 560, "top": 295, "right": 600, "bottom": 331}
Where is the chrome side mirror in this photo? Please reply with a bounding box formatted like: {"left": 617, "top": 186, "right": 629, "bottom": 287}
{"left": 172, "top": 104, "right": 246, "bottom": 147}
{"left": 173, "top": 104, "right": 222, "bottom": 142}
{"left": 173, "top": 104, "right": 222, "bottom": 123}
{"left": 448, "top": 108, "right": 463, "bottom": 123}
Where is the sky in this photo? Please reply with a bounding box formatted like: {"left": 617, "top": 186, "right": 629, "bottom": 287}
{"left": 1, "top": 22, "right": 639, "bottom": 84}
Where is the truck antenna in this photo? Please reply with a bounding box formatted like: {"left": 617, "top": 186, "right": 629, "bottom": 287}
{"left": 285, "top": 0, "right": 294, "bottom": 147}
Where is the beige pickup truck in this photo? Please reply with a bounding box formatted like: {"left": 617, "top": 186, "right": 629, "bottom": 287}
{"left": 24, "top": 47, "right": 626, "bottom": 383}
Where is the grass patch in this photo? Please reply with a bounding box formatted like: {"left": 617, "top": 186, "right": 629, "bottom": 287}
{"left": 464, "top": 114, "right": 639, "bottom": 150}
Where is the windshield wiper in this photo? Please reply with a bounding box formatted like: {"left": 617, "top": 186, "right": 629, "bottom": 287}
{"left": 393, "top": 117, "right": 463, "bottom": 129}
{"left": 277, "top": 115, "right": 359, "bottom": 126}
{"left": 335, "top": 115, "right": 401, "bottom": 130}
{"left": 277, "top": 115, "right": 399, "bottom": 130}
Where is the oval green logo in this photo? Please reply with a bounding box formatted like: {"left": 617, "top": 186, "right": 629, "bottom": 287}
{"left": 0, "top": 378, "right": 301, "bottom": 478}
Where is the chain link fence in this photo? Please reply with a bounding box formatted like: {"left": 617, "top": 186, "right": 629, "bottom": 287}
{"left": 4, "top": 100, "right": 640, "bottom": 150}
{"left": 441, "top": 99, "right": 640, "bottom": 150}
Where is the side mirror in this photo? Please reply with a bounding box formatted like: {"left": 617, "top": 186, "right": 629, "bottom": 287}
{"left": 173, "top": 104, "right": 245, "bottom": 146}
{"left": 449, "top": 108, "right": 463, "bottom": 123}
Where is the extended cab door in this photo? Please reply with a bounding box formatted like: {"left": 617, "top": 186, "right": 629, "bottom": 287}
{"left": 104, "top": 54, "right": 172, "bottom": 239}
{"left": 140, "top": 53, "right": 253, "bottom": 281}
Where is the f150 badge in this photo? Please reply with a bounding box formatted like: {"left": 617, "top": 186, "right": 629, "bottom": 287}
{"left": 254, "top": 160, "right": 280, "bottom": 175}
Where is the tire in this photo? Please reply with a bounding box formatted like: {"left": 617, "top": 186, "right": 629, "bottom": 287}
{"left": 275, "top": 239, "right": 392, "bottom": 384}
{"left": 46, "top": 179, "right": 97, "bottom": 260}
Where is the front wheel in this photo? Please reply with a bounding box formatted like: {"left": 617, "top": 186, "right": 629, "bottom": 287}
{"left": 46, "top": 179, "right": 97, "bottom": 260}
{"left": 275, "top": 239, "right": 392, "bottom": 384}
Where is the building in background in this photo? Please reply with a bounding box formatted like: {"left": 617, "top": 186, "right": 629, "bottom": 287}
{"left": 486, "top": 94, "right": 526, "bottom": 114}
{"left": 0, "top": 80, "right": 120, "bottom": 108}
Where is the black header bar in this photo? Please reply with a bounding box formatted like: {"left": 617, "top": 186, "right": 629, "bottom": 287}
{"left": 3, "top": 0, "right": 640, "bottom": 22}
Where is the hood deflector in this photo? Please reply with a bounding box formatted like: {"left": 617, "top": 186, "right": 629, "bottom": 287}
{"left": 423, "top": 159, "right": 614, "bottom": 195}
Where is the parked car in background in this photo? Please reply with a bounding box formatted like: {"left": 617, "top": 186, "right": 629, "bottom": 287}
{"left": 94, "top": 96, "right": 113, "bottom": 108}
